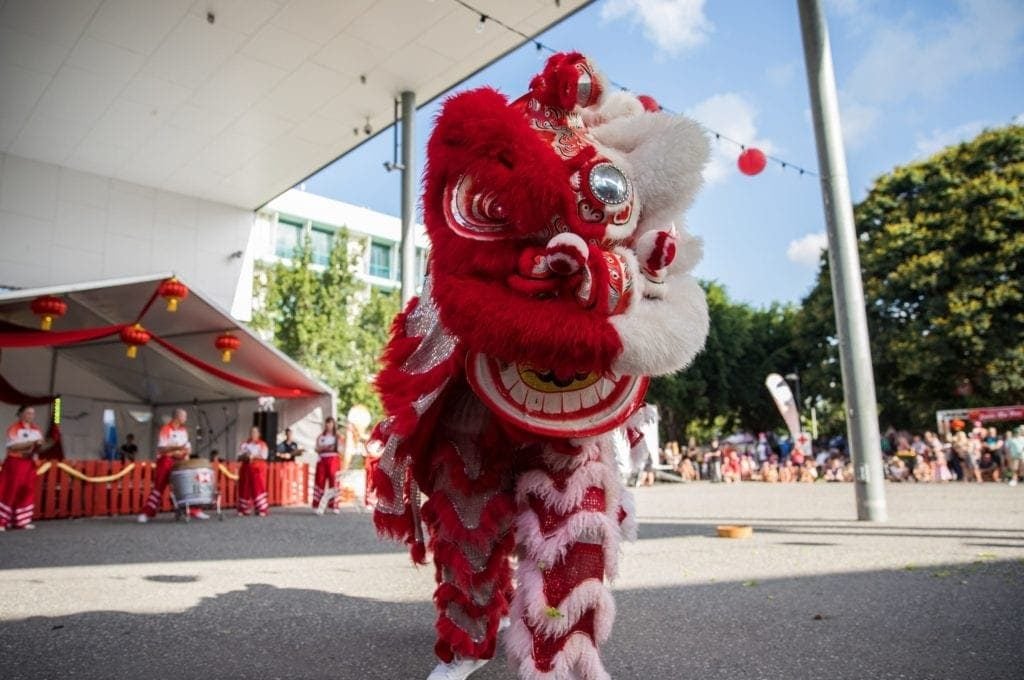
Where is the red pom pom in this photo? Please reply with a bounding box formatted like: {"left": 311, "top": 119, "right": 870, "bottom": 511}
{"left": 637, "top": 95, "right": 660, "bottom": 112}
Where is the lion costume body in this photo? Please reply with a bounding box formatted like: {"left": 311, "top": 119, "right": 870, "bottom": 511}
{"left": 372, "top": 53, "right": 710, "bottom": 680}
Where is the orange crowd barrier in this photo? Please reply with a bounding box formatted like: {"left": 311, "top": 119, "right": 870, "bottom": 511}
{"left": 32, "top": 461, "right": 310, "bottom": 520}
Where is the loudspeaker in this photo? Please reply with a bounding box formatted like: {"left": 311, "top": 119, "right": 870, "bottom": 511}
{"left": 252, "top": 411, "right": 278, "bottom": 460}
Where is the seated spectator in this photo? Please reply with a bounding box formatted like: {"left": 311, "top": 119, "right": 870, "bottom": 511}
{"left": 894, "top": 437, "right": 918, "bottom": 481}
{"left": 823, "top": 455, "right": 845, "bottom": 482}
{"left": 678, "top": 455, "right": 699, "bottom": 482}
{"left": 722, "top": 449, "right": 742, "bottom": 483}
{"left": 779, "top": 458, "right": 795, "bottom": 483}
{"left": 888, "top": 455, "right": 908, "bottom": 481}
{"left": 799, "top": 459, "right": 818, "bottom": 483}
{"left": 739, "top": 452, "right": 755, "bottom": 481}
{"left": 913, "top": 457, "right": 933, "bottom": 482}
{"left": 762, "top": 458, "right": 780, "bottom": 483}
{"left": 978, "top": 451, "right": 1002, "bottom": 482}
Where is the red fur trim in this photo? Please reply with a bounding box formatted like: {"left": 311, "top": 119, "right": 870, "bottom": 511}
{"left": 429, "top": 274, "right": 622, "bottom": 373}
{"left": 431, "top": 532, "right": 515, "bottom": 590}
{"left": 411, "top": 540, "right": 428, "bottom": 565}
{"left": 435, "top": 612, "right": 499, "bottom": 662}
{"left": 373, "top": 507, "right": 413, "bottom": 542}
{"left": 371, "top": 466, "right": 397, "bottom": 504}
{"left": 426, "top": 88, "right": 581, "bottom": 241}
{"left": 421, "top": 491, "right": 515, "bottom": 550}
{"left": 434, "top": 582, "right": 510, "bottom": 620}
{"left": 426, "top": 438, "right": 507, "bottom": 496}
{"left": 527, "top": 487, "right": 606, "bottom": 534}
{"left": 529, "top": 52, "right": 588, "bottom": 110}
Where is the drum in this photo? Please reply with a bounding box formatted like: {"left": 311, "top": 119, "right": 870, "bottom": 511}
{"left": 170, "top": 459, "right": 217, "bottom": 506}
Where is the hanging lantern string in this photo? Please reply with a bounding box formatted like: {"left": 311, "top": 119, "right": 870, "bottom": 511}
{"left": 450, "top": 0, "right": 818, "bottom": 178}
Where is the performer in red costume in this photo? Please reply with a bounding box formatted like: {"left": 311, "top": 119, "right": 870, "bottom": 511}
{"left": 313, "top": 416, "right": 343, "bottom": 513}
{"left": 237, "top": 426, "right": 269, "bottom": 517}
{"left": 138, "top": 408, "right": 208, "bottom": 522}
{"left": 1, "top": 406, "right": 46, "bottom": 531}
{"left": 372, "top": 53, "right": 710, "bottom": 679}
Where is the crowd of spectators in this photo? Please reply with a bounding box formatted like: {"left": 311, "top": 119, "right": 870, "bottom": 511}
{"left": 652, "top": 423, "right": 1024, "bottom": 486}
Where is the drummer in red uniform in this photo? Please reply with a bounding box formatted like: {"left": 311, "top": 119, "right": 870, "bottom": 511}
{"left": 237, "top": 426, "right": 269, "bottom": 517}
{"left": 312, "top": 416, "right": 346, "bottom": 513}
{"left": 1, "top": 406, "right": 45, "bottom": 531}
{"left": 137, "top": 408, "right": 208, "bottom": 522}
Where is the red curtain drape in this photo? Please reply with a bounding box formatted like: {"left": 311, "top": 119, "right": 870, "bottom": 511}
{"left": 150, "top": 334, "right": 317, "bottom": 399}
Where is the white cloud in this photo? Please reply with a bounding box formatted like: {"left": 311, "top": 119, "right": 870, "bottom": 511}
{"left": 787, "top": 232, "right": 829, "bottom": 267}
{"left": 1013, "top": 112, "right": 1024, "bottom": 125}
{"left": 601, "top": 0, "right": 713, "bottom": 57}
{"left": 837, "top": 96, "right": 881, "bottom": 149}
{"left": 838, "top": 0, "right": 1024, "bottom": 144}
{"left": 914, "top": 120, "right": 988, "bottom": 157}
{"left": 687, "top": 93, "right": 775, "bottom": 185}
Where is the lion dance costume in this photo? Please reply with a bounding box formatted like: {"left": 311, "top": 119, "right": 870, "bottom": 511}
{"left": 372, "top": 53, "right": 710, "bottom": 680}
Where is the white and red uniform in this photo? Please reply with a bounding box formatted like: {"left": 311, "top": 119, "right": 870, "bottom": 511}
{"left": 1, "top": 420, "right": 42, "bottom": 529}
{"left": 237, "top": 438, "right": 269, "bottom": 516}
{"left": 312, "top": 432, "right": 342, "bottom": 509}
{"left": 142, "top": 422, "right": 192, "bottom": 518}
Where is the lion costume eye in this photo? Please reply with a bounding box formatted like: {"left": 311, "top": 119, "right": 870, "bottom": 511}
{"left": 588, "top": 163, "right": 630, "bottom": 205}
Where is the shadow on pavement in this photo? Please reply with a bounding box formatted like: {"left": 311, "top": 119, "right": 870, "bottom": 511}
{"left": 2, "top": 559, "right": 1022, "bottom": 680}
{"left": 0, "top": 508, "right": 402, "bottom": 570}
{"left": 637, "top": 520, "right": 1024, "bottom": 543}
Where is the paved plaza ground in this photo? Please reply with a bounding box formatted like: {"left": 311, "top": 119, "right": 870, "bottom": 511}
{"left": 1, "top": 482, "right": 1022, "bottom": 679}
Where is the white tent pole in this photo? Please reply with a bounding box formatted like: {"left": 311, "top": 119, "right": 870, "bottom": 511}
{"left": 399, "top": 90, "right": 417, "bottom": 306}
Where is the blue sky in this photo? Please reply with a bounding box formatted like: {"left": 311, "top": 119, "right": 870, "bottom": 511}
{"left": 302, "top": 0, "right": 1024, "bottom": 308}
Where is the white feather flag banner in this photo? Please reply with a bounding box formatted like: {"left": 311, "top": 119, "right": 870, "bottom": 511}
{"left": 765, "top": 373, "right": 801, "bottom": 441}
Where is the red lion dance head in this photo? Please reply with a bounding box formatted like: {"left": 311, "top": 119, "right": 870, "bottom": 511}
{"left": 375, "top": 51, "right": 708, "bottom": 442}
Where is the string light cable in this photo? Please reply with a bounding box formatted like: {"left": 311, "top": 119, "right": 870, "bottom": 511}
{"left": 450, "top": 0, "right": 818, "bottom": 178}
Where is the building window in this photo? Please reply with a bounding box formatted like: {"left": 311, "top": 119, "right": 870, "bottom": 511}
{"left": 275, "top": 218, "right": 303, "bottom": 258}
{"left": 369, "top": 241, "right": 393, "bottom": 279}
{"left": 310, "top": 226, "right": 332, "bottom": 266}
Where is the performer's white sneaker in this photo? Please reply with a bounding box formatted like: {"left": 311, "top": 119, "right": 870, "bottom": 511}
{"left": 136, "top": 513, "right": 149, "bottom": 524}
{"left": 191, "top": 511, "right": 210, "bottom": 520}
{"left": 426, "top": 657, "right": 489, "bottom": 680}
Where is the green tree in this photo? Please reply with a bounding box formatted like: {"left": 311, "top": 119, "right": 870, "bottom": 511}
{"left": 649, "top": 281, "right": 801, "bottom": 442}
{"left": 252, "top": 230, "right": 400, "bottom": 417}
{"left": 795, "top": 125, "right": 1024, "bottom": 430}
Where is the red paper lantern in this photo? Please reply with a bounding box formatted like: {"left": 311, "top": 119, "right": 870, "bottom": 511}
{"left": 30, "top": 295, "right": 67, "bottom": 331}
{"left": 215, "top": 332, "right": 241, "bottom": 363}
{"left": 120, "top": 324, "right": 151, "bottom": 359}
{"left": 738, "top": 147, "right": 767, "bottom": 176}
{"left": 950, "top": 418, "right": 965, "bottom": 432}
{"left": 158, "top": 277, "right": 188, "bottom": 312}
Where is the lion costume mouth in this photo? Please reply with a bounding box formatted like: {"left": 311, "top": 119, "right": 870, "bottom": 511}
{"left": 466, "top": 351, "right": 648, "bottom": 437}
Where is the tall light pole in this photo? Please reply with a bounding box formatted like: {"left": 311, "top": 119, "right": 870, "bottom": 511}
{"left": 798, "top": 0, "right": 887, "bottom": 521}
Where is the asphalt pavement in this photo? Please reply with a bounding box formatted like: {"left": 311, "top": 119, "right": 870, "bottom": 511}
{"left": 1, "top": 482, "right": 1022, "bottom": 679}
